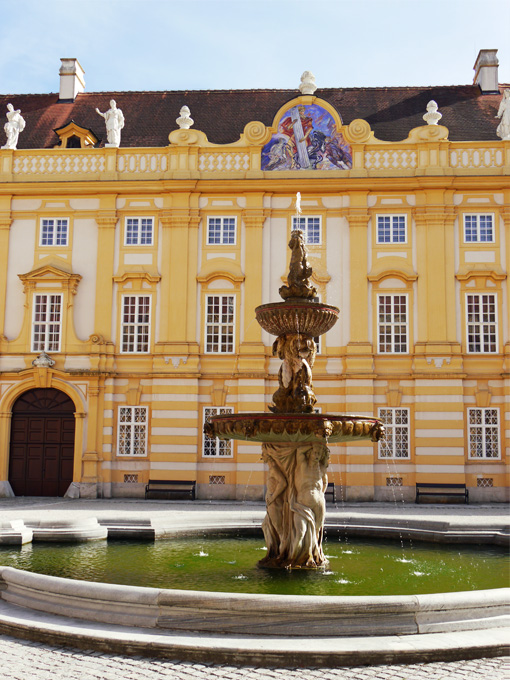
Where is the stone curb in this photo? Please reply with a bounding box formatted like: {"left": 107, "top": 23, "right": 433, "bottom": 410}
{"left": 0, "top": 599, "right": 508, "bottom": 667}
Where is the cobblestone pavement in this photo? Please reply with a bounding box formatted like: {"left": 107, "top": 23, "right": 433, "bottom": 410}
{"left": 0, "top": 636, "right": 507, "bottom": 680}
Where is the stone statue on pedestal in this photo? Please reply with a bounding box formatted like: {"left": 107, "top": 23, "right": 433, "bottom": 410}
{"left": 2, "top": 104, "right": 25, "bottom": 150}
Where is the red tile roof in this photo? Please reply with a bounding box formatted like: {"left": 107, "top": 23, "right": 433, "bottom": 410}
{"left": 0, "top": 85, "right": 506, "bottom": 149}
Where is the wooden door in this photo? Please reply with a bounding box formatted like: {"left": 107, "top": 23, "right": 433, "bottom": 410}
{"left": 9, "top": 389, "right": 75, "bottom": 496}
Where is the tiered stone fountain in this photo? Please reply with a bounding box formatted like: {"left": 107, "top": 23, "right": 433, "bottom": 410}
{"left": 205, "top": 208, "right": 384, "bottom": 569}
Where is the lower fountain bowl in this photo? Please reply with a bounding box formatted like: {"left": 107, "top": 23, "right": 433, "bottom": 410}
{"left": 204, "top": 413, "right": 384, "bottom": 444}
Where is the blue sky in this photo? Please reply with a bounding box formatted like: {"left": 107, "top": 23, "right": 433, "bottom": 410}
{"left": 1, "top": 0, "right": 509, "bottom": 94}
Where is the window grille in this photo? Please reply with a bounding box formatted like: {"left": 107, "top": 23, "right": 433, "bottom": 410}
{"left": 477, "top": 478, "right": 493, "bottom": 488}
{"left": 203, "top": 407, "right": 233, "bottom": 457}
{"left": 468, "top": 408, "right": 500, "bottom": 459}
{"left": 118, "top": 407, "right": 148, "bottom": 457}
{"left": 124, "top": 474, "right": 139, "bottom": 483}
{"left": 209, "top": 475, "right": 226, "bottom": 485}
{"left": 386, "top": 477, "right": 403, "bottom": 486}
{"left": 378, "top": 408, "right": 410, "bottom": 459}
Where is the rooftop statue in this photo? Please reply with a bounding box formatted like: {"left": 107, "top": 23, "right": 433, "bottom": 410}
{"left": 496, "top": 89, "right": 510, "bottom": 140}
{"left": 299, "top": 71, "right": 317, "bottom": 95}
{"left": 423, "top": 100, "right": 442, "bottom": 126}
{"left": 176, "top": 105, "right": 194, "bottom": 129}
{"left": 1, "top": 103, "right": 25, "bottom": 150}
{"left": 95, "top": 99, "right": 125, "bottom": 147}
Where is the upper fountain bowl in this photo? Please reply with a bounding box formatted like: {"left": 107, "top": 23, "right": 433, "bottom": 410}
{"left": 255, "top": 299, "right": 339, "bottom": 337}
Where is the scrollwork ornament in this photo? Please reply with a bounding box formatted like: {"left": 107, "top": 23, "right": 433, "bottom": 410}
{"left": 243, "top": 121, "right": 271, "bottom": 145}
{"left": 346, "top": 119, "right": 371, "bottom": 143}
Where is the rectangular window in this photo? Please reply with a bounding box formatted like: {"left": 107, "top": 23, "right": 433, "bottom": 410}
{"left": 121, "top": 296, "right": 151, "bottom": 353}
{"left": 376, "top": 215, "right": 407, "bottom": 244}
{"left": 125, "top": 217, "right": 154, "bottom": 245}
{"left": 466, "top": 294, "right": 497, "bottom": 353}
{"left": 292, "top": 216, "right": 322, "bottom": 244}
{"left": 203, "top": 407, "right": 233, "bottom": 457}
{"left": 117, "top": 406, "right": 148, "bottom": 456}
{"left": 205, "top": 295, "right": 235, "bottom": 353}
{"left": 207, "top": 217, "right": 236, "bottom": 245}
{"left": 377, "top": 295, "right": 408, "bottom": 353}
{"left": 40, "top": 218, "right": 69, "bottom": 246}
{"left": 32, "top": 294, "right": 62, "bottom": 352}
{"left": 464, "top": 214, "right": 494, "bottom": 243}
{"left": 468, "top": 408, "right": 500, "bottom": 459}
{"left": 378, "top": 408, "right": 410, "bottom": 459}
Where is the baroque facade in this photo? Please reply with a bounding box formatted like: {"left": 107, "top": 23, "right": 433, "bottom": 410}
{"left": 0, "top": 52, "right": 508, "bottom": 502}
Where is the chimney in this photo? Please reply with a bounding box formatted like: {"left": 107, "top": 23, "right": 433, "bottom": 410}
{"left": 59, "top": 58, "right": 85, "bottom": 100}
{"left": 473, "top": 49, "right": 499, "bottom": 93}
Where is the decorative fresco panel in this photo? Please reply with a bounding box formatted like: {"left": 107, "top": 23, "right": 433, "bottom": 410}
{"left": 261, "top": 104, "right": 352, "bottom": 171}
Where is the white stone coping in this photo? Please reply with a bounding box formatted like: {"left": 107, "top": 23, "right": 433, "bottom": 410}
{"left": 0, "top": 565, "right": 508, "bottom": 639}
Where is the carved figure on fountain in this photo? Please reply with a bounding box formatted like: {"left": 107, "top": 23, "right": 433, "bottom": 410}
{"left": 259, "top": 442, "right": 329, "bottom": 569}
{"left": 269, "top": 333, "right": 317, "bottom": 413}
{"left": 279, "top": 230, "right": 317, "bottom": 301}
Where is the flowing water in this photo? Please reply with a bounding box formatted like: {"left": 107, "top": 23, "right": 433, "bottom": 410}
{"left": 0, "top": 533, "right": 507, "bottom": 597}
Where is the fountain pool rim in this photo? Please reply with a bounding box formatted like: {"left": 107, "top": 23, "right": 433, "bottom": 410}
{"left": 0, "top": 511, "right": 508, "bottom": 666}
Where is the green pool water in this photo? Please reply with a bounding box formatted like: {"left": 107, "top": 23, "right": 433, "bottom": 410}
{"left": 0, "top": 534, "right": 508, "bottom": 596}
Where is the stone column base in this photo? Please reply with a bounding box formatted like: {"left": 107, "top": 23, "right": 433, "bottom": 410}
{"left": 0, "top": 481, "right": 14, "bottom": 498}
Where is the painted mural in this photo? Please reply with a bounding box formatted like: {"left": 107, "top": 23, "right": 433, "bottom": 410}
{"left": 261, "top": 104, "right": 352, "bottom": 171}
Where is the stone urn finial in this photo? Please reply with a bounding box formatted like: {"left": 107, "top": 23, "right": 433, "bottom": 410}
{"left": 423, "top": 100, "right": 442, "bottom": 126}
{"left": 32, "top": 352, "right": 55, "bottom": 368}
{"left": 299, "top": 71, "right": 317, "bottom": 95}
{"left": 176, "top": 105, "right": 194, "bottom": 129}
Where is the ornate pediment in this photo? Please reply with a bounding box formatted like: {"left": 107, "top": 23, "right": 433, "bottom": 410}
{"left": 18, "top": 264, "right": 82, "bottom": 294}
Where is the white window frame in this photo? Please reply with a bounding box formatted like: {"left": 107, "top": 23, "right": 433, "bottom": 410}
{"left": 463, "top": 214, "right": 495, "bottom": 243}
{"left": 378, "top": 408, "right": 410, "bottom": 459}
{"left": 376, "top": 214, "right": 407, "bottom": 244}
{"left": 121, "top": 295, "right": 151, "bottom": 353}
{"left": 124, "top": 217, "right": 154, "bottom": 246}
{"left": 466, "top": 293, "right": 498, "bottom": 353}
{"left": 467, "top": 408, "right": 500, "bottom": 459}
{"left": 32, "top": 293, "right": 62, "bottom": 352}
{"left": 40, "top": 218, "right": 69, "bottom": 246}
{"left": 377, "top": 294, "right": 408, "bottom": 353}
{"left": 205, "top": 294, "right": 235, "bottom": 354}
{"left": 207, "top": 216, "right": 237, "bottom": 245}
{"left": 203, "top": 407, "right": 234, "bottom": 457}
{"left": 292, "top": 215, "right": 322, "bottom": 245}
{"left": 117, "top": 406, "right": 148, "bottom": 457}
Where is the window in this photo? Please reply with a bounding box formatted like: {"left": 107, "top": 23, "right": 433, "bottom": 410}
{"left": 376, "top": 215, "right": 407, "bottom": 244}
{"left": 207, "top": 217, "right": 236, "bottom": 245}
{"left": 32, "top": 294, "right": 62, "bottom": 352}
{"left": 203, "top": 407, "right": 233, "bottom": 457}
{"left": 377, "top": 295, "right": 408, "bottom": 353}
{"left": 468, "top": 408, "right": 500, "bottom": 459}
{"left": 205, "top": 295, "right": 235, "bottom": 353}
{"left": 464, "top": 214, "right": 494, "bottom": 243}
{"left": 292, "top": 216, "right": 321, "bottom": 244}
{"left": 40, "top": 218, "right": 69, "bottom": 246}
{"left": 378, "top": 408, "right": 410, "bottom": 459}
{"left": 121, "top": 296, "right": 151, "bottom": 353}
{"left": 125, "top": 217, "right": 154, "bottom": 245}
{"left": 466, "top": 294, "right": 497, "bottom": 353}
{"left": 117, "top": 406, "right": 148, "bottom": 456}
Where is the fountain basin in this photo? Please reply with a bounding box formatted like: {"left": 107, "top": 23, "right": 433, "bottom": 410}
{"left": 205, "top": 412, "right": 384, "bottom": 443}
{"left": 255, "top": 300, "right": 339, "bottom": 337}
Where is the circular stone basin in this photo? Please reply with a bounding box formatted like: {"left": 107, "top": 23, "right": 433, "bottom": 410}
{"left": 206, "top": 412, "right": 384, "bottom": 443}
{"left": 255, "top": 300, "right": 339, "bottom": 337}
{"left": 0, "top": 533, "right": 508, "bottom": 596}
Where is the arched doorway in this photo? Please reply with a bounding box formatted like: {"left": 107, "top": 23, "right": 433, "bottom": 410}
{"left": 9, "top": 388, "right": 75, "bottom": 496}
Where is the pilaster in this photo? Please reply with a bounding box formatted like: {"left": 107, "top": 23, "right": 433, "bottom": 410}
{"left": 0, "top": 201, "right": 12, "bottom": 344}
{"left": 94, "top": 202, "right": 117, "bottom": 342}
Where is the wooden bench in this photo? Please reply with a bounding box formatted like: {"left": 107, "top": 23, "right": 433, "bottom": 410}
{"left": 325, "top": 482, "right": 336, "bottom": 504}
{"left": 415, "top": 483, "right": 469, "bottom": 504}
{"left": 145, "top": 480, "right": 196, "bottom": 500}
